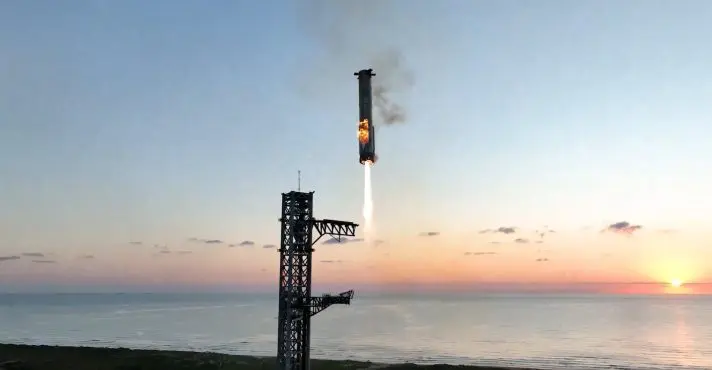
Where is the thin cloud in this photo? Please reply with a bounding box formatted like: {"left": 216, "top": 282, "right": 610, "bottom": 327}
{"left": 189, "top": 238, "right": 224, "bottom": 244}
{"left": 79, "top": 255, "right": 95, "bottom": 259}
{"left": 21, "top": 252, "right": 44, "bottom": 257}
{"left": 320, "top": 260, "right": 344, "bottom": 263}
{"left": 0, "top": 256, "right": 20, "bottom": 262}
{"left": 153, "top": 245, "right": 170, "bottom": 254}
{"left": 496, "top": 227, "right": 516, "bottom": 234}
{"left": 32, "top": 260, "right": 56, "bottom": 264}
{"left": 229, "top": 240, "right": 256, "bottom": 247}
{"left": 481, "top": 227, "right": 517, "bottom": 234}
{"left": 322, "top": 237, "right": 364, "bottom": 245}
{"left": 658, "top": 229, "right": 677, "bottom": 234}
{"left": 536, "top": 258, "right": 550, "bottom": 262}
{"left": 464, "top": 252, "right": 497, "bottom": 256}
{"left": 535, "top": 240, "right": 544, "bottom": 244}
{"left": 514, "top": 238, "right": 529, "bottom": 244}
{"left": 128, "top": 241, "right": 142, "bottom": 245}
{"left": 419, "top": 231, "right": 440, "bottom": 237}
{"left": 489, "top": 241, "right": 500, "bottom": 245}
{"left": 176, "top": 250, "right": 192, "bottom": 255}
{"left": 603, "top": 221, "right": 642, "bottom": 235}
{"left": 263, "top": 244, "right": 277, "bottom": 249}
{"left": 374, "top": 239, "right": 386, "bottom": 245}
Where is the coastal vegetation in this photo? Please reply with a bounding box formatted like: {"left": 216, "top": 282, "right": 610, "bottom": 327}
{"left": 0, "top": 344, "right": 533, "bottom": 370}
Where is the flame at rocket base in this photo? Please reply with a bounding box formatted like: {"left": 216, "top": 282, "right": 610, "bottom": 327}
{"left": 362, "top": 161, "right": 374, "bottom": 242}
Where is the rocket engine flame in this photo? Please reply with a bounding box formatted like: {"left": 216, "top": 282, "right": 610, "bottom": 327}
{"left": 358, "top": 119, "right": 370, "bottom": 144}
{"left": 362, "top": 160, "right": 374, "bottom": 241}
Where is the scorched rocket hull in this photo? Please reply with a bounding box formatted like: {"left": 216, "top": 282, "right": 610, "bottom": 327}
{"left": 355, "top": 69, "right": 376, "bottom": 165}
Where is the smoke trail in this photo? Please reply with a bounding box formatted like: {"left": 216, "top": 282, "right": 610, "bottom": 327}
{"left": 370, "top": 49, "right": 414, "bottom": 125}
{"left": 362, "top": 161, "right": 374, "bottom": 241}
{"left": 299, "top": 0, "right": 415, "bottom": 126}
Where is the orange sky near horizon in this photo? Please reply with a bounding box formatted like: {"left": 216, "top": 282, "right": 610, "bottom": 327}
{"left": 1, "top": 226, "right": 711, "bottom": 294}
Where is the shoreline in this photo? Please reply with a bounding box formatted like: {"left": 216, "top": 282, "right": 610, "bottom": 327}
{"left": 0, "top": 344, "right": 537, "bottom": 370}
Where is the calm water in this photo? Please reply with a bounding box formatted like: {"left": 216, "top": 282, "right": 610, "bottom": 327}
{"left": 0, "top": 293, "right": 711, "bottom": 369}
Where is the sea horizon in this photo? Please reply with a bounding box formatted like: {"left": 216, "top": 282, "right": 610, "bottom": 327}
{"left": 1, "top": 281, "right": 711, "bottom": 295}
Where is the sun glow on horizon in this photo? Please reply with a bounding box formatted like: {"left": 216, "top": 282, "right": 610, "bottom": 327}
{"left": 671, "top": 278, "right": 683, "bottom": 288}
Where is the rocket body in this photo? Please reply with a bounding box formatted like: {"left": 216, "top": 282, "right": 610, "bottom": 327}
{"left": 355, "top": 69, "right": 376, "bottom": 165}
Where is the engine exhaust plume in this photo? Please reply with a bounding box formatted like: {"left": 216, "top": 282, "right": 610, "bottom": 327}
{"left": 362, "top": 160, "right": 374, "bottom": 242}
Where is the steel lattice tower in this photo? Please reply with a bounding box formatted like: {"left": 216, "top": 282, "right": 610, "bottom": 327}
{"left": 277, "top": 191, "right": 358, "bottom": 370}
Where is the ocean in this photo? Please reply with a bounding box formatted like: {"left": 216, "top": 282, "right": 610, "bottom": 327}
{"left": 0, "top": 293, "right": 710, "bottom": 370}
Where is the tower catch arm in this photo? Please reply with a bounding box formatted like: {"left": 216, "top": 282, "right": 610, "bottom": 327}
{"left": 309, "top": 290, "right": 354, "bottom": 317}
{"left": 312, "top": 219, "right": 358, "bottom": 245}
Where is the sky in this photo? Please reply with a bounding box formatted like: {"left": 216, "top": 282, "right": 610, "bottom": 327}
{"left": 1, "top": 0, "right": 712, "bottom": 294}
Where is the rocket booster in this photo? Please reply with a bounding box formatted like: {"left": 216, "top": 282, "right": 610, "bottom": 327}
{"left": 355, "top": 69, "right": 376, "bottom": 165}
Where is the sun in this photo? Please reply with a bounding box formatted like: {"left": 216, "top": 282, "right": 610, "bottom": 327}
{"left": 670, "top": 278, "right": 683, "bottom": 288}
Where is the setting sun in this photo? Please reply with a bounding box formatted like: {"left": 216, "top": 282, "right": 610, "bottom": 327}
{"left": 671, "top": 279, "right": 683, "bottom": 288}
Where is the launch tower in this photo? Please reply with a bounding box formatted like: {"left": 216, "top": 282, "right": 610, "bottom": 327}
{"left": 277, "top": 191, "right": 358, "bottom": 370}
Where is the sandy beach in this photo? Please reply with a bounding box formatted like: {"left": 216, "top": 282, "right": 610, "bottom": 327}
{"left": 0, "top": 344, "right": 537, "bottom": 370}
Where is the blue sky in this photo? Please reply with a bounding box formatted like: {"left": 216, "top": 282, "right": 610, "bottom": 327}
{"left": 1, "top": 1, "right": 712, "bottom": 291}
